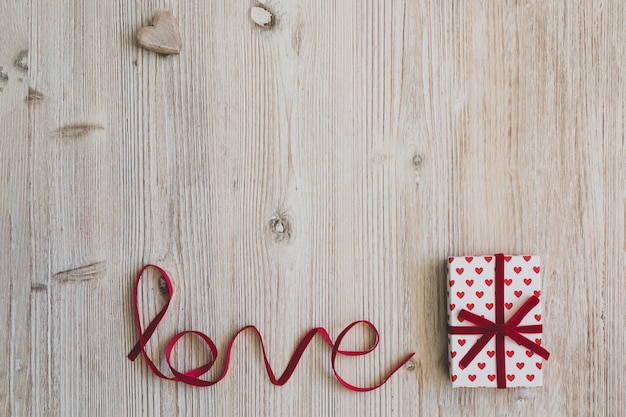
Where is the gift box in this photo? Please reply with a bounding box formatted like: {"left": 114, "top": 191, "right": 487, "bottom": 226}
{"left": 447, "top": 254, "right": 549, "bottom": 388}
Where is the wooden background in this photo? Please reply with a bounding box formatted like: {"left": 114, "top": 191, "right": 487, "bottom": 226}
{"left": 1, "top": 1, "right": 624, "bottom": 416}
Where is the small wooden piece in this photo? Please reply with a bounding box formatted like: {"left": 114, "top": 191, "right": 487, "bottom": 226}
{"left": 136, "top": 11, "right": 182, "bottom": 55}
{"left": 250, "top": 6, "right": 274, "bottom": 28}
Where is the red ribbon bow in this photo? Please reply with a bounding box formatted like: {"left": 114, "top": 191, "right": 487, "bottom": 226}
{"left": 448, "top": 254, "right": 550, "bottom": 388}
{"left": 128, "top": 264, "right": 414, "bottom": 391}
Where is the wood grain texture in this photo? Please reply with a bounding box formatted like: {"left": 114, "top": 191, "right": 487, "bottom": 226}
{"left": 1, "top": 0, "right": 624, "bottom": 416}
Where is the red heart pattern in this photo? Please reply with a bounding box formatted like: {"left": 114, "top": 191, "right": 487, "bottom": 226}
{"left": 447, "top": 255, "right": 543, "bottom": 387}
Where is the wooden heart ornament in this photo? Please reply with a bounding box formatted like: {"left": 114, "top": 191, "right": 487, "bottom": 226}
{"left": 137, "top": 11, "right": 181, "bottom": 55}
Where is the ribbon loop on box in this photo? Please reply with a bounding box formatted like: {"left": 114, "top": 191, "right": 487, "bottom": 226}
{"left": 128, "top": 264, "right": 414, "bottom": 391}
{"left": 452, "top": 297, "right": 550, "bottom": 367}
{"left": 447, "top": 254, "right": 550, "bottom": 388}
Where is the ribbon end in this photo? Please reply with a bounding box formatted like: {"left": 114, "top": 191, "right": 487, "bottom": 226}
{"left": 127, "top": 341, "right": 141, "bottom": 361}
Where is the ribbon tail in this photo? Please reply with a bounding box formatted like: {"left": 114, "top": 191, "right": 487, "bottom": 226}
{"left": 458, "top": 332, "right": 496, "bottom": 370}
{"left": 516, "top": 325, "right": 543, "bottom": 333}
{"left": 506, "top": 296, "right": 540, "bottom": 328}
{"left": 508, "top": 330, "right": 550, "bottom": 360}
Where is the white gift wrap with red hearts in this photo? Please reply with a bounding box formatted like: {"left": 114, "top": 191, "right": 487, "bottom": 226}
{"left": 447, "top": 255, "right": 544, "bottom": 387}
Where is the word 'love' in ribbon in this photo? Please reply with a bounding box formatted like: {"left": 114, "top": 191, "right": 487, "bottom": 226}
{"left": 128, "top": 264, "right": 415, "bottom": 391}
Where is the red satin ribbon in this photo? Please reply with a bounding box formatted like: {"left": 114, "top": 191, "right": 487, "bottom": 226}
{"left": 128, "top": 264, "right": 415, "bottom": 391}
{"left": 447, "top": 254, "right": 550, "bottom": 388}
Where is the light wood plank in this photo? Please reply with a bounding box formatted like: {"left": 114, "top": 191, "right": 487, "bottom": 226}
{"left": 0, "top": 0, "right": 624, "bottom": 416}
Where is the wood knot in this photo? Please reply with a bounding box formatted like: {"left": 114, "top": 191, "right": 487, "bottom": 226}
{"left": 158, "top": 275, "right": 169, "bottom": 297}
{"left": 54, "top": 261, "right": 106, "bottom": 282}
{"left": 411, "top": 153, "right": 424, "bottom": 184}
{"left": 411, "top": 153, "right": 423, "bottom": 169}
{"left": 269, "top": 211, "right": 291, "bottom": 242}
{"left": 52, "top": 122, "right": 105, "bottom": 138}
{"left": 26, "top": 87, "right": 44, "bottom": 102}
{"left": 14, "top": 50, "right": 29, "bottom": 71}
